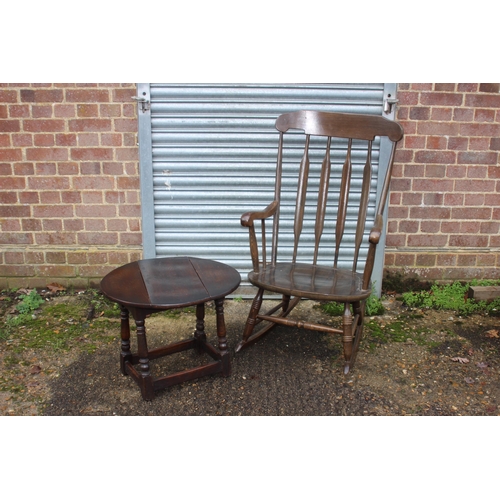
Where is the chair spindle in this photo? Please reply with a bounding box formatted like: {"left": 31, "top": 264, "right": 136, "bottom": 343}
{"left": 293, "top": 135, "right": 311, "bottom": 261}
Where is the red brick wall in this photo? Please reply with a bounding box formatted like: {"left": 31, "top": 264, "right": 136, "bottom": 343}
{"left": 1, "top": 83, "right": 499, "bottom": 289}
{"left": 0, "top": 84, "right": 141, "bottom": 289}
{"left": 386, "top": 83, "right": 500, "bottom": 281}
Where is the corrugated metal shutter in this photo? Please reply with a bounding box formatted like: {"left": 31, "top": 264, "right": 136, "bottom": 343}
{"left": 137, "top": 83, "right": 395, "bottom": 292}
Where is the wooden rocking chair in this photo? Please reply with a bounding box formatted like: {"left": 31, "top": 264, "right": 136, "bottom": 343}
{"left": 235, "top": 110, "right": 404, "bottom": 374}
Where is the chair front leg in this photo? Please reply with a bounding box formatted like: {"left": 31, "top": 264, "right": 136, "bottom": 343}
{"left": 342, "top": 303, "right": 354, "bottom": 374}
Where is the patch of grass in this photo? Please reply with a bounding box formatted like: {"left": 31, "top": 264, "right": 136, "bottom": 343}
{"left": 401, "top": 279, "right": 500, "bottom": 317}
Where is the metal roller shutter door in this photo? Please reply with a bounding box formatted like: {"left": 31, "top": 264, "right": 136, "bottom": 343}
{"left": 136, "top": 83, "right": 397, "bottom": 292}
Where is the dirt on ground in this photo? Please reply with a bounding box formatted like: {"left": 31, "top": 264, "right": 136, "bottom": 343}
{"left": 1, "top": 289, "right": 499, "bottom": 416}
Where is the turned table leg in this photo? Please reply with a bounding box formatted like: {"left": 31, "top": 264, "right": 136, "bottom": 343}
{"left": 194, "top": 303, "right": 206, "bottom": 354}
{"left": 119, "top": 305, "right": 132, "bottom": 375}
{"left": 134, "top": 312, "right": 154, "bottom": 401}
{"left": 215, "top": 298, "right": 231, "bottom": 376}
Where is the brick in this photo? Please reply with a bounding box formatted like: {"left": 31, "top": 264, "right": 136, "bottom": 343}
{"left": 474, "top": 108, "right": 496, "bottom": 122}
{"left": 426, "top": 136, "right": 447, "bottom": 149}
{"left": 116, "top": 148, "right": 138, "bottom": 161}
{"left": 80, "top": 162, "right": 101, "bottom": 175}
{"left": 465, "top": 94, "right": 500, "bottom": 107}
{"left": 101, "top": 133, "right": 122, "bottom": 146}
{"left": 22, "top": 219, "right": 42, "bottom": 231}
{"left": 437, "top": 254, "right": 457, "bottom": 267}
{"left": 0, "top": 233, "right": 33, "bottom": 245}
{"left": 26, "top": 148, "right": 68, "bottom": 161}
{"left": 420, "top": 220, "right": 441, "bottom": 233}
{"left": 13, "top": 162, "right": 34, "bottom": 175}
{"left": 0, "top": 177, "right": 26, "bottom": 190}
{"left": 56, "top": 133, "right": 77, "bottom": 146}
{"left": 34, "top": 134, "right": 55, "bottom": 147}
{"left": 33, "top": 205, "right": 74, "bottom": 218}
{"left": 32, "top": 105, "right": 53, "bottom": 118}
{"left": 454, "top": 179, "right": 494, "bottom": 192}
{"left": 449, "top": 235, "right": 488, "bottom": 247}
{"left": 407, "top": 234, "right": 449, "bottom": 247}
{"left": 410, "top": 206, "right": 451, "bottom": 219}
{"left": 398, "top": 220, "right": 419, "bottom": 233}
{"left": 77, "top": 133, "right": 99, "bottom": 147}
{"left": 28, "top": 176, "right": 70, "bottom": 190}
{"left": 466, "top": 166, "right": 487, "bottom": 178}
{"left": 412, "top": 179, "right": 454, "bottom": 192}
{"left": 453, "top": 108, "right": 474, "bottom": 121}
{"left": 57, "top": 162, "right": 79, "bottom": 175}
{"left": 0, "top": 120, "right": 20, "bottom": 132}
{"left": 19, "top": 191, "right": 39, "bottom": 204}
{"left": 0, "top": 135, "right": 9, "bottom": 147}
{"left": 451, "top": 207, "right": 491, "bottom": 219}
{"left": 84, "top": 219, "right": 106, "bottom": 231}
{"left": 40, "top": 192, "right": 62, "bottom": 204}
{"left": 479, "top": 83, "right": 500, "bottom": 93}
{"left": 81, "top": 191, "right": 103, "bottom": 203}
{"left": 20, "top": 89, "right": 63, "bottom": 103}
{"left": 102, "top": 162, "right": 124, "bottom": 175}
{"left": 25, "top": 252, "right": 45, "bottom": 264}
{"left": 401, "top": 192, "right": 423, "bottom": 205}
{"left": 114, "top": 118, "right": 137, "bottom": 132}
{"left": 73, "top": 177, "right": 114, "bottom": 190}
{"left": 480, "top": 222, "right": 500, "bottom": 234}
{"left": 8, "top": 104, "right": 30, "bottom": 117}
{"left": 54, "top": 104, "right": 76, "bottom": 118}
{"left": 23, "top": 119, "right": 65, "bottom": 132}
{"left": 77, "top": 104, "right": 99, "bottom": 117}
{"left": 65, "top": 89, "right": 110, "bottom": 102}
{"left": 0, "top": 265, "right": 35, "bottom": 277}
{"left": 434, "top": 84, "right": 456, "bottom": 91}
{"left": 409, "top": 107, "right": 430, "bottom": 120}
{"left": 457, "top": 254, "right": 477, "bottom": 266}
{"left": 457, "top": 84, "right": 478, "bottom": 92}
{"left": 397, "top": 91, "right": 419, "bottom": 105}
{"left": 469, "top": 138, "right": 490, "bottom": 151}
{"left": 12, "top": 134, "right": 33, "bottom": 146}
{"left": 416, "top": 253, "right": 437, "bottom": 266}
{"left": 99, "top": 104, "right": 121, "bottom": 117}
{"left": 36, "top": 265, "right": 75, "bottom": 277}
{"left": 446, "top": 165, "right": 467, "bottom": 178}
{"left": 395, "top": 253, "right": 415, "bottom": 266}
{"left": 457, "top": 151, "right": 498, "bottom": 165}
{"left": 113, "top": 88, "right": 135, "bottom": 102}
{"left": 75, "top": 205, "right": 116, "bottom": 218}
{"left": 0, "top": 90, "right": 18, "bottom": 102}
{"left": 431, "top": 108, "right": 453, "bottom": 121}
{"left": 425, "top": 165, "right": 446, "bottom": 177}
{"left": 404, "top": 135, "right": 426, "bottom": 149}
{"left": 420, "top": 92, "right": 463, "bottom": 106}
{"left": 5, "top": 251, "right": 25, "bottom": 264}
{"left": 460, "top": 123, "right": 500, "bottom": 137}
{"left": 67, "top": 252, "right": 88, "bottom": 264}
{"left": 118, "top": 205, "right": 141, "bottom": 217}
{"left": 0, "top": 192, "right": 17, "bottom": 203}
{"left": 68, "top": 118, "right": 111, "bottom": 132}
{"left": 63, "top": 219, "right": 84, "bottom": 231}
{"left": 34, "top": 232, "right": 76, "bottom": 245}
{"left": 71, "top": 148, "right": 113, "bottom": 161}
{"left": 77, "top": 232, "right": 118, "bottom": 245}
{"left": 418, "top": 122, "right": 460, "bottom": 136}
{"left": 46, "top": 252, "right": 67, "bottom": 264}
{"left": 464, "top": 193, "right": 485, "bottom": 206}
{"left": 0, "top": 148, "right": 22, "bottom": 161}
{"left": 423, "top": 192, "right": 443, "bottom": 205}
{"left": 414, "top": 151, "right": 456, "bottom": 164}
{"left": 120, "top": 233, "right": 142, "bottom": 245}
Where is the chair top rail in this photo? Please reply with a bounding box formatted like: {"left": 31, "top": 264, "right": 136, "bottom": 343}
{"left": 276, "top": 110, "right": 403, "bottom": 142}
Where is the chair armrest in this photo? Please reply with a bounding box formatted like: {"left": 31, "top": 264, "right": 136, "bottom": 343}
{"left": 241, "top": 201, "right": 279, "bottom": 227}
{"left": 368, "top": 214, "right": 384, "bottom": 245}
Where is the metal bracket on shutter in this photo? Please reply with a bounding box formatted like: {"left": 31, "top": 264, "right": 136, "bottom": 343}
{"left": 132, "top": 95, "right": 150, "bottom": 113}
{"left": 383, "top": 96, "right": 399, "bottom": 114}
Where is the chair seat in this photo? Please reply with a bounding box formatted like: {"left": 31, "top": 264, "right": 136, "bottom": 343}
{"left": 248, "top": 262, "right": 372, "bottom": 302}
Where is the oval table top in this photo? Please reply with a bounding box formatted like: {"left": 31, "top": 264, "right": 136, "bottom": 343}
{"left": 100, "top": 256, "right": 241, "bottom": 309}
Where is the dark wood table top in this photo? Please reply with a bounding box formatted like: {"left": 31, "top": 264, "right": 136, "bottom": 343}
{"left": 100, "top": 256, "right": 241, "bottom": 309}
